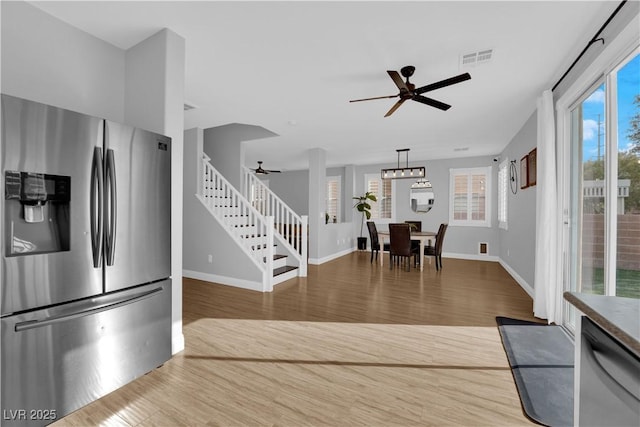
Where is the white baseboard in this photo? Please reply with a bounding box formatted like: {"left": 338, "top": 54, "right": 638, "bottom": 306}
{"left": 183, "top": 269, "right": 264, "bottom": 292}
{"left": 497, "top": 258, "right": 534, "bottom": 298}
{"left": 443, "top": 252, "right": 499, "bottom": 262}
{"left": 440, "top": 253, "right": 533, "bottom": 297}
{"left": 308, "top": 247, "right": 356, "bottom": 265}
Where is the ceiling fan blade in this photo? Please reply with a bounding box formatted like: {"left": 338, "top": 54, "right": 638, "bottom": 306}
{"left": 349, "top": 94, "right": 398, "bottom": 103}
{"left": 387, "top": 70, "right": 410, "bottom": 92}
{"left": 267, "top": 169, "right": 282, "bottom": 173}
{"left": 384, "top": 99, "right": 406, "bottom": 117}
{"left": 412, "top": 95, "right": 451, "bottom": 111}
{"left": 414, "top": 73, "right": 471, "bottom": 94}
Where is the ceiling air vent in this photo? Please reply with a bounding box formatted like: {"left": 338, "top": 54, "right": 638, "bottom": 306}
{"left": 460, "top": 49, "right": 493, "bottom": 68}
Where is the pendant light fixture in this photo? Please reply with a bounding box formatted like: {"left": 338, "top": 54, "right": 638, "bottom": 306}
{"left": 411, "top": 177, "right": 432, "bottom": 188}
{"left": 381, "top": 148, "right": 425, "bottom": 179}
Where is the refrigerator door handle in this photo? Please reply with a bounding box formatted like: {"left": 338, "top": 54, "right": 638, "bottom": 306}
{"left": 90, "top": 147, "right": 104, "bottom": 268}
{"left": 14, "top": 286, "right": 164, "bottom": 332}
{"left": 106, "top": 148, "right": 117, "bottom": 266}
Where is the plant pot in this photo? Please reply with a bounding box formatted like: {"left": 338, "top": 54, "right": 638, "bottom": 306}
{"left": 357, "top": 237, "right": 367, "bottom": 251}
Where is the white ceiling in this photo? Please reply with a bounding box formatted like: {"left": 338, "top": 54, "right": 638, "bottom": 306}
{"left": 31, "top": 1, "right": 617, "bottom": 171}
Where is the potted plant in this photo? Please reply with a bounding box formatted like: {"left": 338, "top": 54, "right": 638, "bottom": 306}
{"left": 353, "top": 191, "right": 377, "bottom": 250}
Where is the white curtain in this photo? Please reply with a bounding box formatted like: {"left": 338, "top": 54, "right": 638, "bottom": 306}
{"left": 533, "top": 89, "right": 561, "bottom": 323}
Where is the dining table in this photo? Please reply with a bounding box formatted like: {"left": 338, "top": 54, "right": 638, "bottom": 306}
{"left": 377, "top": 230, "right": 437, "bottom": 271}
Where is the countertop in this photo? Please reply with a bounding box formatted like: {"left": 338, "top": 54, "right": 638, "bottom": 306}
{"left": 564, "top": 292, "right": 640, "bottom": 356}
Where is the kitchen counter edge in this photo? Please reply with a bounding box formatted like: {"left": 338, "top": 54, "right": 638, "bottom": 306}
{"left": 564, "top": 292, "right": 640, "bottom": 356}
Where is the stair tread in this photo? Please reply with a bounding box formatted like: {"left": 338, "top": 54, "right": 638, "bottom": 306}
{"left": 273, "top": 265, "right": 298, "bottom": 276}
{"left": 251, "top": 244, "right": 277, "bottom": 250}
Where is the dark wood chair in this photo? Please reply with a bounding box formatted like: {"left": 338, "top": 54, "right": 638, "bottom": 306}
{"left": 389, "top": 223, "right": 419, "bottom": 271}
{"left": 404, "top": 220, "right": 422, "bottom": 231}
{"left": 366, "top": 221, "right": 390, "bottom": 263}
{"left": 405, "top": 220, "right": 422, "bottom": 252}
{"left": 424, "top": 223, "right": 448, "bottom": 271}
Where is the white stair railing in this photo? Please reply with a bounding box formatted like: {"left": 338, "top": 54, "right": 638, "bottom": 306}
{"left": 197, "top": 155, "right": 274, "bottom": 289}
{"left": 241, "top": 166, "right": 308, "bottom": 276}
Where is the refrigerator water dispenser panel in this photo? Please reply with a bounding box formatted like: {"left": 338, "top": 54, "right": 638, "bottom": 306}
{"left": 4, "top": 171, "right": 71, "bottom": 256}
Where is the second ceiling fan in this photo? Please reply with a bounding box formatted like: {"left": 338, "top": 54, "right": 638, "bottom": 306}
{"left": 349, "top": 66, "right": 471, "bottom": 117}
{"left": 251, "top": 161, "right": 281, "bottom": 175}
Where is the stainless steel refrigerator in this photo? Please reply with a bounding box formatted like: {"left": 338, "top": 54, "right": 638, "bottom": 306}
{"left": 1, "top": 94, "right": 172, "bottom": 426}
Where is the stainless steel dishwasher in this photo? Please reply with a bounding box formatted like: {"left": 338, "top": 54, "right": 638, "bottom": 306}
{"left": 579, "top": 316, "right": 640, "bottom": 427}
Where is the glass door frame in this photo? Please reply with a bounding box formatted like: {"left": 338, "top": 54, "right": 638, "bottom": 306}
{"left": 556, "top": 20, "right": 639, "bottom": 333}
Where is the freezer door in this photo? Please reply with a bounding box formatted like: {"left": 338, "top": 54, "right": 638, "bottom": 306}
{"left": 103, "top": 121, "right": 171, "bottom": 291}
{"left": 1, "top": 94, "right": 103, "bottom": 315}
{"left": 0, "top": 280, "right": 172, "bottom": 427}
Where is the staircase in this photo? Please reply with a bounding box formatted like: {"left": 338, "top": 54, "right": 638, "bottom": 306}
{"left": 196, "top": 154, "right": 307, "bottom": 291}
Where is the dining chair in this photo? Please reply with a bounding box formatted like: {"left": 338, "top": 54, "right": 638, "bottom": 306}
{"left": 405, "top": 220, "right": 422, "bottom": 253}
{"left": 389, "top": 223, "right": 419, "bottom": 271}
{"left": 366, "top": 221, "right": 390, "bottom": 263}
{"left": 404, "top": 220, "right": 422, "bottom": 231}
{"left": 424, "top": 223, "right": 448, "bottom": 271}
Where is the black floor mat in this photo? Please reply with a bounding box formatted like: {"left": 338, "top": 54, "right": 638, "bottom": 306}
{"left": 496, "top": 316, "right": 574, "bottom": 427}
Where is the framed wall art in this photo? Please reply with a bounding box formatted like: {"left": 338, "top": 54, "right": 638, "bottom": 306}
{"left": 520, "top": 155, "right": 529, "bottom": 189}
{"left": 527, "top": 148, "right": 537, "bottom": 187}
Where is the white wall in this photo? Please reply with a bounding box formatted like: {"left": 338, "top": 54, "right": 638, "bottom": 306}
{"left": 1, "top": 1, "right": 125, "bottom": 121}
{"left": 1, "top": 2, "right": 186, "bottom": 353}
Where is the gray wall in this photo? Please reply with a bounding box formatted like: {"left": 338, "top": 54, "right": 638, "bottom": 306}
{"left": 498, "top": 111, "right": 537, "bottom": 289}
{"left": 203, "top": 126, "right": 245, "bottom": 189}
{"left": 203, "top": 123, "right": 278, "bottom": 189}
{"left": 261, "top": 170, "right": 310, "bottom": 216}
{"left": 265, "top": 166, "right": 347, "bottom": 220}
{"left": 354, "top": 156, "right": 500, "bottom": 258}
{"left": 264, "top": 165, "right": 354, "bottom": 264}
{"left": 183, "top": 128, "right": 263, "bottom": 285}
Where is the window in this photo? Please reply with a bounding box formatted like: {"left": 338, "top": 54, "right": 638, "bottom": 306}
{"left": 566, "top": 49, "right": 639, "bottom": 306}
{"left": 449, "top": 167, "right": 491, "bottom": 227}
{"left": 497, "top": 159, "right": 509, "bottom": 229}
{"left": 365, "top": 174, "right": 393, "bottom": 220}
{"left": 325, "top": 176, "right": 341, "bottom": 223}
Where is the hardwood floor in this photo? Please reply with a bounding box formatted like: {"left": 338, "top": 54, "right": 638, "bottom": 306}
{"left": 53, "top": 253, "right": 539, "bottom": 426}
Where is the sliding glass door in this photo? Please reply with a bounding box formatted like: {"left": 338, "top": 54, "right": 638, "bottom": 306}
{"left": 565, "top": 49, "right": 639, "bottom": 329}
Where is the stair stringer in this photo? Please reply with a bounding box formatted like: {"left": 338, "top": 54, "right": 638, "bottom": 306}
{"left": 195, "top": 193, "right": 273, "bottom": 291}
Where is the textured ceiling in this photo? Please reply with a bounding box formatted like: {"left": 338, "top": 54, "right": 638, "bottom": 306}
{"left": 31, "top": 1, "right": 617, "bottom": 171}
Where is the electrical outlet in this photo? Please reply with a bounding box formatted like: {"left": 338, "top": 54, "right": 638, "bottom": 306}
{"left": 208, "top": 254, "right": 213, "bottom": 263}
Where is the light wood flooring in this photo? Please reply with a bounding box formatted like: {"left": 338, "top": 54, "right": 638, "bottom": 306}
{"left": 53, "top": 252, "right": 540, "bottom": 426}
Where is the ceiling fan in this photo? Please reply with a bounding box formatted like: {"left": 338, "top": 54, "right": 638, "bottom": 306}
{"left": 251, "top": 161, "right": 281, "bottom": 175}
{"left": 349, "top": 66, "right": 471, "bottom": 117}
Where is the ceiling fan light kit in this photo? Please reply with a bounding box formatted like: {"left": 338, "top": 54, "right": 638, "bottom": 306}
{"left": 350, "top": 65, "right": 471, "bottom": 117}
{"left": 381, "top": 148, "right": 426, "bottom": 180}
